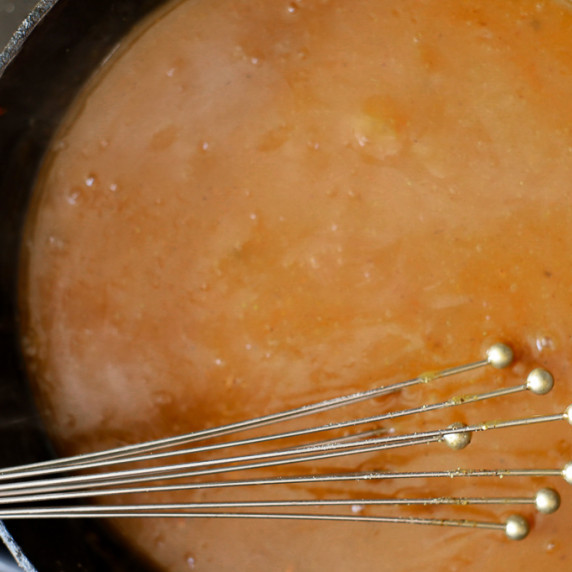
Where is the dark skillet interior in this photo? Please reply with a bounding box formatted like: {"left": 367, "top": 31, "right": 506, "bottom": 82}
{"left": 0, "top": 0, "right": 168, "bottom": 569}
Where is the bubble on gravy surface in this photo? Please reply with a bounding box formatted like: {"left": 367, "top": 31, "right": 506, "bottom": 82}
{"left": 19, "top": 0, "right": 572, "bottom": 570}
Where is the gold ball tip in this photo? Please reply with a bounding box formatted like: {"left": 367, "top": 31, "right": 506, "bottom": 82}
{"left": 535, "top": 488, "right": 561, "bottom": 514}
{"left": 526, "top": 368, "right": 554, "bottom": 395}
{"left": 562, "top": 462, "right": 572, "bottom": 484}
{"left": 486, "top": 343, "right": 514, "bottom": 369}
{"left": 443, "top": 423, "right": 472, "bottom": 450}
{"left": 505, "top": 515, "right": 530, "bottom": 541}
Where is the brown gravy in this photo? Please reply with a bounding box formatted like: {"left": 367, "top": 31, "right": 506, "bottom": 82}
{"left": 21, "top": 0, "right": 572, "bottom": 570}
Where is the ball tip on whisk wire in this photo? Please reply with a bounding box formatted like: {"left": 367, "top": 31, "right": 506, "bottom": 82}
{"left": 526, "top": 369, "right": 554, "bottom": 395}
{"left": 505, "top": 515, "right": 530, "bottom": 541}
{"left": 562, "top": 462, "right": 572, "bottom": 484}
{"left": 564, "top": 405, "right": 572, "bottom": 426}
{"left": 486, "top": 343, "right": 514, "bottom": 369}
{"left": 443, "top": 423, "right": 472, "bottom": 450}
{"left": 535, "top": 488, "right": 561, "bottom": 514}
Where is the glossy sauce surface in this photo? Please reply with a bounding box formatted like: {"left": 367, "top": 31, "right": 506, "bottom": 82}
{"left": 21, "top": 0, "right": 572, "bottom": 570}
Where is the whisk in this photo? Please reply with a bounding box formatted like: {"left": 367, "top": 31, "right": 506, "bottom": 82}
{"left": 0, "top": 342, "right": 570, "bottom": 541}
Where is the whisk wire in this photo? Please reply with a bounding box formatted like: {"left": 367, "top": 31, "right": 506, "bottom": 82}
{"left": 0, "top": 352, "right": 495, "bottom": 479}
{"left": 1, "top": 342, "right": 570, "bottom": 541}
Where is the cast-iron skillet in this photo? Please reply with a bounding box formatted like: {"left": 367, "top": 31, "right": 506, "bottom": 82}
{"left": 0, "top": 0, "right": 169, "bottom": 569}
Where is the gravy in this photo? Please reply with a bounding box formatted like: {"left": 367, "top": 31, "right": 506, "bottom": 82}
{"left": 21, "top": 0, "right": 572, "bottom": 570}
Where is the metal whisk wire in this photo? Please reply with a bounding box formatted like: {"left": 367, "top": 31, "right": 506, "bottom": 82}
{"left": 0, "top": 342, "right": 570, "bottom": 541}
